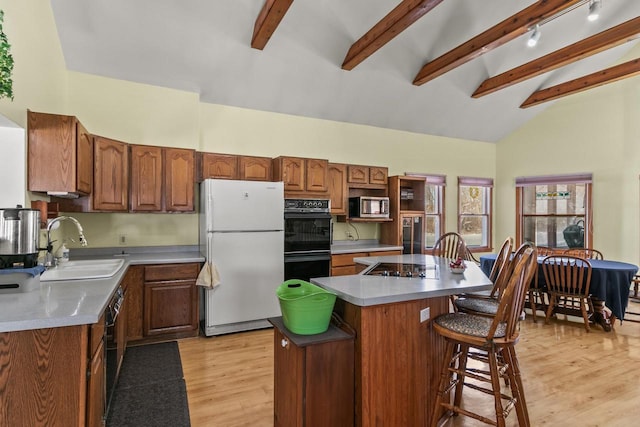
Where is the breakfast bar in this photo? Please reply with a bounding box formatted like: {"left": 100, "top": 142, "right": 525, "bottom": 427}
{"left": 311, "top": 254, "right": 492, "bottom": 426}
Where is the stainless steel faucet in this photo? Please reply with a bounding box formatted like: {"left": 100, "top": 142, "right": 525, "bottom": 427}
{"left": 45, "top": 216, "right": 88, "bottom": 266}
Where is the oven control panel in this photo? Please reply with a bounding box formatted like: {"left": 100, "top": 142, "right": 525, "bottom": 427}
{"left": 284, "top": 199, "right": 330, "bottom": 213}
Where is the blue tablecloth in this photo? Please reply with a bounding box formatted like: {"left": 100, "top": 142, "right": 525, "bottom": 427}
{"left": 480, "top": 254, "right": 638, "bottom": 321}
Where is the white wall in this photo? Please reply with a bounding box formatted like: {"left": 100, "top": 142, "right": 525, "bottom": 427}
{"left": 0, "top": 120, "right": 26, "bottom": 208}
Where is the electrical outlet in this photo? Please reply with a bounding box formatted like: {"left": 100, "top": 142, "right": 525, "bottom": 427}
{"left": 119, "top": 234, "right": 126, "bottom": 245}
{"left": 346, "top": 231, "right": 352, "bottom": 238}
{"left": 420, "top": 307, "right": 430, "bottom": 323}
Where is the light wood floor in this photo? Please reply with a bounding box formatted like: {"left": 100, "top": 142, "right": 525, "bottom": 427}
{"left": 179, "top": 308, "right": 640, "bottom": 427}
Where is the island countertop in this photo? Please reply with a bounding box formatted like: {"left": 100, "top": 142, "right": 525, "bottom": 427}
{"left": 0, "top": 248, "right": 204, "bottom": 333}
{"left": 311, "top": 254, "right": 492, "bottom": 307}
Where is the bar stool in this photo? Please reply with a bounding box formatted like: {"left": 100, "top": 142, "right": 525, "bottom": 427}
{"left": 430, "top": 247, "right": 537, "bottom": 427}
{"left": 454, "top": 240, "right": 531, "bottom": 317}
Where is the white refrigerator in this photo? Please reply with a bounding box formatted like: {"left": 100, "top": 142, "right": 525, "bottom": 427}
{"left": 199, "top": 179, "right": 284, "bottom": 336}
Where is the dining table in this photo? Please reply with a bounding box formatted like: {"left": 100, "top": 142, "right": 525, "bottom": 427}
{"left": 480, "top": 254, "right": 638, "bottom": 331}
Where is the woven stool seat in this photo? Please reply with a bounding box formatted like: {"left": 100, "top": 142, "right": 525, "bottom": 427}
{"left": 453, "top": 298, "right": 499, "bottom": 317}
{"left": 435, "top": 312, "right": 506, "bottom": 338}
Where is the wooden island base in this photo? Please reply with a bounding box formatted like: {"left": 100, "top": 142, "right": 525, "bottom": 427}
{"left": 335, "top": 295, "right": 450, "bottom": 426}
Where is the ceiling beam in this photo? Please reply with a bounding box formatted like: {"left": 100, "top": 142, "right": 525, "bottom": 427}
{"left": 251, "top": 0, "right": 294, "bottom": 50}
{"left": 412, "top": 0, "right": 585, "bottom": 86}
{"left": 520, "top": 58, "right": 640, "bottom": 108}
{"left": 342, "top": 0, "right": 444, "bottom": 71}
{"left": 473, "top": 16, "right": 640, "bottom": 98}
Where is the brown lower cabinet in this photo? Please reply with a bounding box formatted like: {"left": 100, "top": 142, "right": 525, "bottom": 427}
{"left": 331, "top": 250, "right": 402, "bottom": 276}
{"left": 270, "top": 317, "right": 354, "bottom": 427}
{"left": 0, "top": 317, "right": 106, "bottom": 427}
{"left": 125, "top": 263, "right": 200, "bottom": 343}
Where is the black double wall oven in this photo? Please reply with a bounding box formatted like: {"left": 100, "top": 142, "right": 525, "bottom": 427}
{"left": 284, "top": 199, "right": 332, "bottom": 282}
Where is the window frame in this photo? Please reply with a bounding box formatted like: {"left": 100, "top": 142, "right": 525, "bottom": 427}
{"left": 515, "top": 173, "right": 593, "bottom": 249}
{"left": 458, "top": 176, "right": 493, "bottom": 252}
{"left": 405, "top": 173, "right": 446, "bottom": 249}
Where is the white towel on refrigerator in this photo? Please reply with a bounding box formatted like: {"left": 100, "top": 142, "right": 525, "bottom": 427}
{"left": 196, "top": 261, "right": 221, "bottom": 289}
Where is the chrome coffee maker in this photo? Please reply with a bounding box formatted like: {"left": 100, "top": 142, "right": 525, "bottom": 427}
{"left": 0, "top": 205, "right": 40, "bottom": 268}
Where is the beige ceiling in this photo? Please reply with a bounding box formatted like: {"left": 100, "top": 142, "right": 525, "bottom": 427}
{"left": 50, "top": 0, "right": 640, "bottom": 143}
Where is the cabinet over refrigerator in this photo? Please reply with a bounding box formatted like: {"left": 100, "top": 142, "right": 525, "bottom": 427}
{"left": 199, "top": 179, "right": 284, "bottom": 336}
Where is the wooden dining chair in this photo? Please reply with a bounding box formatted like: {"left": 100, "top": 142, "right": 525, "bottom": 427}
{"left": 432, "top": 232, "right": 466, "bottom": 261}
{"left": 563, "top": 248, "right": 604, "bottom": 260}
{"left": 430, "top": 246, "right": 537, "bottom": 427}
{"left": 536, "top": 246, "right": 557, "bottom": 256}
{"left": 542, "top": 255, "right": 594, "bottom": 332}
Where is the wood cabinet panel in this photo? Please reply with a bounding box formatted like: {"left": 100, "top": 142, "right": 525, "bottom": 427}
{"left": 142, "top": 263, "right": 200, "bottom": 338}
{"left": 0, "top": 325, "right": 88, "bottom": 427}
{"left": 273, "top": 157, "right": 305, "bottom": 191}
{"left": 331, "top": 252, "right": 367, "bottom": 268}
{"left": 305, "top": 159, "right": 328, "bottom": 192}
{"left": 87, "top": 339, "right": 105, "bottom": 427}
{"left": 93, "top": 136, "right": 129, "bottom": 211}
{"left": 164, "top": 148, "right": 195, "bottom": 212}
{"left": 272, "top": 319, "right": 354, "bottom": 427}
{"left": 347, "top": 165, "right": 368, "bottom": 185}
{"left": 197, "top": 152, "right": 238, "bottom": 181}
{"left": 273, "top": 156, "right": 329, "bottom": 195}
{"left": 124, "top": 265, "right": 144, "bottom": 342}
{"left": 144, "top": 280, "right": 198, "bottom": 336}
{"left": 239, "top": 155, "right": 272, "bottom": 181}
{"left": 76, "top": 121, "right": 94, "bottom": 195}
{"left": 130, "top": 144, "right": 163, "bottom": 211}
{"left": 27, "top": 110, "right": 93, "bottom": 195}
{"left": 328, "top": 163, "right": 347, "bottom": 215}
{"left": 331, "top": 250, "right": 401, "bottom": 276}
{"left": 144, "top": 263, "right": 200, "bottom": 282}
{"left": 337, "top": 297, "right": 449, "bottom": 426}
{"left": 369, "top": 167, "right": 388, "bottom": 185}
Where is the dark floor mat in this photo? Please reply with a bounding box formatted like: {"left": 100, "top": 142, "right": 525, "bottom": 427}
{"left": 107, "top": 378, "right": 190, "bottom": 427}
{"left": 116, "top": 341, "right": 184, "bottom": 389}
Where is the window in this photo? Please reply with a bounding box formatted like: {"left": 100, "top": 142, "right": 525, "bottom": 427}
{"left": 458, "top": 177, "right": 493, "bottom": 251}
{"left": 405, "top": 173, "right": 445, "bottom": 248}
{"left": 516, "top": 173, "right": 592, "bottom": 249}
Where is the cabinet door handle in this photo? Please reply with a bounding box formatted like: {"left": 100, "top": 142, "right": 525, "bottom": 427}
{"left": 281, "top": 338, "right": 289, "bottom": 348}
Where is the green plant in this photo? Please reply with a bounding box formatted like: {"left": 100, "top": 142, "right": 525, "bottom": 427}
{"left": 0, "top": 10, "right": 14, "bottom": 101}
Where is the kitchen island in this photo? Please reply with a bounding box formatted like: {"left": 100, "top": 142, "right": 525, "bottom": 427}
{"left": 311, "top": 254, "right": 492, "bottom": 427}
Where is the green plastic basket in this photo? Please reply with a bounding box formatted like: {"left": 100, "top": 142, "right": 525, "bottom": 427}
{"left": 276, "top": 279, "right": 337, "bottom": 335}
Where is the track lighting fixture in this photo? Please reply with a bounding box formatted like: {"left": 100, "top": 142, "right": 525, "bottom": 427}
{"left": 527, "top": 25, "right": 541, "bottom": 47}
{"left": 588, "top": 0, "right": 601, "bottom": 22}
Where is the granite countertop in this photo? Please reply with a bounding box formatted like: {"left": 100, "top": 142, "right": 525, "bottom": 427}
{"left": 0, "top": 246, "right": 205, "bottom": 333}
{"left": 331, "top": 240, "right": 403, "bottom": 254}
{"left": 311, "top": 254, "right": 492, "bottom": 307}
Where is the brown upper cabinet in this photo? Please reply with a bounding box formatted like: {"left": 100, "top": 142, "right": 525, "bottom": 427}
{"left": 273, "top": 156, "right": 328, "bottom": 194}
{"left": 347, "top": 165, "right": 388, "bottom": 188}
{"left": 197, "top": 152, "right": 237, "bottom": 180}
{"left": 197, "top": 152, "right": 272, "bottom": 182}
{"left": 130, "top": 145, "right": 195, "bottom": 212}
{"left": 93, "top": 136, "right": 129, "bottom": 211}
{"left": 130, "top": 145, "right": 163, "bottom": 211}
{"left": 27, "top": 110, "right": 93, "bottom": 196}
{"left": 165, "top": 148, "right": 195, "bottom": 212}
{"left": 328, "top": 163, "right": 347, "bottom": 215}
{"left": 239, "top": 155, "right": 272, "bottom": 181}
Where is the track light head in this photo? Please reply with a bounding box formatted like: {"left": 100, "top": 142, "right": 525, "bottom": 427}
{"left": 588, "top": 0, "right": 601, "bottom": 22}
{"left": 527, "top": 25, "right": 541, "bottom": 48}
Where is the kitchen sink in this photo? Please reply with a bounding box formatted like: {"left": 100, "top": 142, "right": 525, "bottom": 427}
{"left": 41, "top": 259, "right": 125, "bottom": 282}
